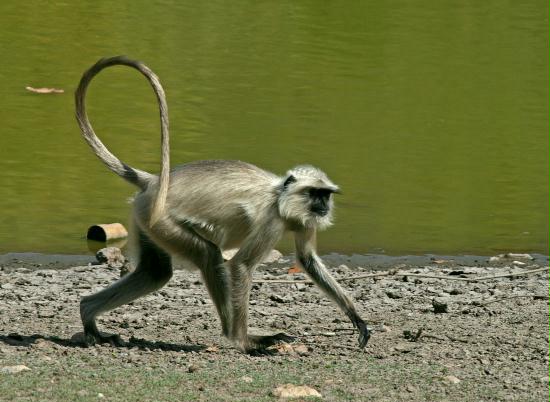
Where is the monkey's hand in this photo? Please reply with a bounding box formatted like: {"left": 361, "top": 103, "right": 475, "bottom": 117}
{"left": 353, "top": 317, "right": 370, "bottom": 348}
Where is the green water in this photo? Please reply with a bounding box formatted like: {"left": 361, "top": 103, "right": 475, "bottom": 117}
{"left": 0, "top": 1, "right": 548, "bottom": 256}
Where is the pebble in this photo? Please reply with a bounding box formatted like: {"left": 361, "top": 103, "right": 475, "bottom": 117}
{"left": 38, "top": 311, "right": 56, "bottom": 318}
{"left": 188, "top": 364, "right": 200, "bottom": 373}
{"left": 393, "top": 343, "right": 413, "bottom": 353}
{"left": 269, "top": 294, "right": 293, "bottom": 303}
{"left": 293, "top": 283, "right": 307, "bottom": 291}
{"left": 272, "top": 384, "right": 322, "bottom": 399}
{"left": 385, "top": 290, "right": 402, "bottom": 299}
{"left": 432, "top": 298, "right": 449, "bottom": 314}
{"left": 293, "top": 344, "right": 310, "bottom": 356}
{"left": 443, "top": 375, "right": 461, "bottom": 384}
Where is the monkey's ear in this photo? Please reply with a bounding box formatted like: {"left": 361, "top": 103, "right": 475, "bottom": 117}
{"left": 283, "top": 175, "right": 297, "bottom": 190}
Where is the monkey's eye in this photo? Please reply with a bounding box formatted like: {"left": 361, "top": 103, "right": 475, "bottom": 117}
{"left": 309, "top": 188, "right": 332, "bottom": 199}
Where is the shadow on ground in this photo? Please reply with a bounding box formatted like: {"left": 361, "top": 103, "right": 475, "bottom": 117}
{"left": 0, "top": 332, "right": 205, "bottom": 353}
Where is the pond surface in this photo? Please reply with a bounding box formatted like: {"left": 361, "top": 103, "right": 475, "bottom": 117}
{"left": 0, "top": 1, "right": 548, "bottom": 255}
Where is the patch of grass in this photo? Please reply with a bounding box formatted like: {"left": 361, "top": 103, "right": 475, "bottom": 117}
{"left": 0, "top": 355, "right": 451, "bottom": 402}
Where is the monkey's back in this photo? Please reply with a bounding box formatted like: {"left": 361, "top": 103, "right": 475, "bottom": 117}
{"left": 157, "top": 160, "right": 281, "bottom": 248}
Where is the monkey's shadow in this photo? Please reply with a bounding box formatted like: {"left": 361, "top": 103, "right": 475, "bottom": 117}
{"left": 0, "top": 332, "right": 205, "bottom": 353}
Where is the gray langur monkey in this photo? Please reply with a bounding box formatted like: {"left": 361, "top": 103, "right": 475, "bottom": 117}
{"left": 75, "top": 56, "right": 370, "bottom": 354}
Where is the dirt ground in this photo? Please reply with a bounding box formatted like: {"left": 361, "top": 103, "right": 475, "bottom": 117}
{"left": 0, "top": 252, "right": 548, "bottom": 401}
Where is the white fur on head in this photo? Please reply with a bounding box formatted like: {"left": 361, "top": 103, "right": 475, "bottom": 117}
{"left": 277, "top": 165, "right": 339, "bottom": 230}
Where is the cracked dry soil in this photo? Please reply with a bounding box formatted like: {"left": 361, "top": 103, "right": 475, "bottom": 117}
{"left": 0, "top": 255, "right": 548, "bottom": 401}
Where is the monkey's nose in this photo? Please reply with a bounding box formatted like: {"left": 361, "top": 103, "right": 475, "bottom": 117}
{"left": 312, "top": 207, "right": 329, "bottom": 216}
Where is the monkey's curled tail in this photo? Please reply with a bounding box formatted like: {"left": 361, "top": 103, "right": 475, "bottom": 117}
{"left": 75, "top": 56, "right": 170, "bottom": 226}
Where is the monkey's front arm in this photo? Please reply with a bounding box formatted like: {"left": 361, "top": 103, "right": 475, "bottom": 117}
{"left": 294, "top": 228, "right": 370, "bottom": 348}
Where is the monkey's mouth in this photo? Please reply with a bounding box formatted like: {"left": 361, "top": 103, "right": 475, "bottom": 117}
{"left": 311, "top": 207, "right": 329, "bottom": 217}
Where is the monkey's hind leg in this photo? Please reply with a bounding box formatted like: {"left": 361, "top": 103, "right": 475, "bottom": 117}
{"left": 197, "top": 245, "right": 231, "bottom": 338}
{"left": 79, "top": 230, "right": 172, "bottom": 346}
{"left": 161, "top": 225, "right": 232, "bottom": 338}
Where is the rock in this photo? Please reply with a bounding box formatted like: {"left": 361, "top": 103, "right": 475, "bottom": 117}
{"left": 403, "top": 328, "right": 423, "bottom": 341}
{"left": 432, "top": 298, "right": 449, "bottom": 314}
{"left": 293, "top": 344, "right": 310, "bottom": 356}
{"left": 272, "top": 384, "right": 322, "bottom": 399}
{"left": 1, "top": 365, "right": 31, "bottom": 374}
{"left": 442, "top": 375, "right": 461, "bottom": 384}
{"left": 188, "top": 364, "right": 200, "bottom": 373}
{"left": 204, "top": 345, "right": 219, "bottom": 353}
{"left": 240, "top": 376, "right": 253, "bottom": 383}
{"left": 385, "top": 290, "right": 402, "bottom": 299}
{"left": 293, "top": 283, "right": 307, "bottom": 292}
{"left": 33, "top": 339, "right": 51, "bottom": 349}
{"left": 271, "top": 318, "right": 290, "bottom": 329}
{"left": 270, "top": 294, "right": 293, "bottom": 303}
{"left": 490, "top": 253, "right": 533, "bottom": 263}
{"left": 448, "top": 288, "right": 462, "bottom": 295}
{"left": 393, "top": 343, "right": 413, "bottom": 353}
{"left": 38, "top": 310, "right": 56, "bottom": 318}
{"left": 96, "top": 247, "right": 126, "bottom": 269}
{"left": 505, "top": 253, "right": 533, "bottom": 260}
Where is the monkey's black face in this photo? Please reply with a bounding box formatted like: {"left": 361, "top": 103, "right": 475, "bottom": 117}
{"left": 308, "top": 188, "right": 334, "bottom": 217}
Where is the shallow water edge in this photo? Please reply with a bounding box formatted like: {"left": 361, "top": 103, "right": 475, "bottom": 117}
{"left": 1, "top": 251, "right": 547, "bottom": 271}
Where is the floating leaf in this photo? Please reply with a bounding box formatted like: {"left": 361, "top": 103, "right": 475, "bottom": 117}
{"left": 25, "top": 86, "right": 64, "bottom": 94}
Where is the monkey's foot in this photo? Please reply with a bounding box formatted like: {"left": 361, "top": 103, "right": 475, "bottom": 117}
{"left": 82, "top": 331, "right": 125, "bottom": 347}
